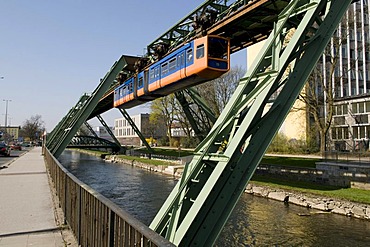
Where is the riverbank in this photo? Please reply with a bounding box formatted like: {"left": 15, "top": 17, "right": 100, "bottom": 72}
{"left": 101, "top": 152, "right": 370, "bottom": 221}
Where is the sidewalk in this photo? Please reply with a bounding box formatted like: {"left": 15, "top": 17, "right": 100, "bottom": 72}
{"left": 0, "top": 147, "right": 65, "bottom": 246}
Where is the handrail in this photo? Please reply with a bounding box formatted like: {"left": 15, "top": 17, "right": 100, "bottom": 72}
{"left": 44, "top": 148, "right": 175, "bottom": 247}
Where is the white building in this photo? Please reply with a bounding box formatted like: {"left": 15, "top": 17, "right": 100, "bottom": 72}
{"left": 114, "top": 113, "right": 166, "bottom": 146}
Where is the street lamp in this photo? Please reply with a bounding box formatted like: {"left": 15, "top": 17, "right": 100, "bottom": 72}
{"left": 3, "top": 99, "right": 12, "bottom": 130}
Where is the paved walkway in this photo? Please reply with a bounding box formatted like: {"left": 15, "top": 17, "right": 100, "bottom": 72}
{"left": 0, "top": 147, "right": 65, "bottom": 246}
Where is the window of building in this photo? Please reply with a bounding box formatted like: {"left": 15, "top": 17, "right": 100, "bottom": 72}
{"left": 337, "top": 127, "right": 343, "bottom": 139}
{"left": 343, "top": 127, "right": 349, "bottom": 139}
{"left": 343, "top": 104, "right": 348, "bottom": 114}
{"left": 366, "top": 101, "right": 370, "bottom": 112}
{"left": 353, "top": 127, "right": 358, "bottom": 139}
{"left": 360, "top": 126, "right": 366, "bottom": 138}
{"left": 359, "top": 102, "right": 365, "bottom": 113}
{"left": 352, "top": 102, "right": 358, "bottom": 113}
{"left": 334, "top": 116, "right": 345, "bottom": 125}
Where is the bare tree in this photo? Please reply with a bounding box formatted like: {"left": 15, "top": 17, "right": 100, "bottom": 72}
{"left": 196, "top": 66, "right": 245, "bottom": 117}
{"left": 150, "top": 94, "right": 178, "bottom": 146}
{"left": 21, "top": 115, "right": 45, "bottom": 141}
{"left": 299, "top": 13, "right": 366, "bottom": 153}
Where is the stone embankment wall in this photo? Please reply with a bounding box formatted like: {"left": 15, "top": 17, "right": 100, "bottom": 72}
{"left": 246, "top": 183, "right": 370, "bottom": 220}
{"left": 105, "top": 155, "right": 370, "bottom": 221}
{"left": 106, "top": 155, "right": 183, "bottom": 177}
{"left": 257, "top": 163, "right": 370, "bottom": 189}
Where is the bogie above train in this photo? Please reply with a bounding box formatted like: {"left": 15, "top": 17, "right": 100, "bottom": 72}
{"left": 114, "top": 35, "right": 230, "bottom": 109}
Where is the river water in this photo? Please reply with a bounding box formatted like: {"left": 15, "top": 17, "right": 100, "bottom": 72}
{"left": 58, "top": 150, "right": 370, "bottom": 246}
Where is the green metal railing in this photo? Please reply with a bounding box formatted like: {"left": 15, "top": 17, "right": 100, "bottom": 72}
{"left": 44, "top": 148, "right": 175, "bottom": 247}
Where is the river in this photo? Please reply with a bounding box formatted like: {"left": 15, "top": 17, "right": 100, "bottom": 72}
{"left": 58, "top": 150, "right": 370, "bottom": 246}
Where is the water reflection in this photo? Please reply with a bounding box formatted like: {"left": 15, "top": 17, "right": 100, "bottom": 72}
{"left": 59, "top": 150, "right": 370, "bottom": 246}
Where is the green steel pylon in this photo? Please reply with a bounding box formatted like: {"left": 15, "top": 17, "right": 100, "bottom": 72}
{"left": 96, "top": 114, "right": 123, "bottom": 151}
{"left": 46, "top": 56, "right": 127, "bottom": 158}
{"left": 175, "top": 88, "right": 216, "bottom": 140}
{"left": 83, "top": 121, "right": 100, "bottom": 138}
{"left": 150, "top": 0, "right": 352, "bottom": 246}
{"left": 117, "top": 108, "right": 154, "bottom": 154}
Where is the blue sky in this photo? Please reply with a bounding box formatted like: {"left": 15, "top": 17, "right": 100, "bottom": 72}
{"left": 0, "top": 0, "right": 246, "bottom": 131}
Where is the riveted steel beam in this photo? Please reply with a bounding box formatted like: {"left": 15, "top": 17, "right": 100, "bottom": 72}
{"left": 150, "top": 0, "right": 352, "bottom": 245}
{"left": 46, "top": 56, "right": 127, "bottom": 158}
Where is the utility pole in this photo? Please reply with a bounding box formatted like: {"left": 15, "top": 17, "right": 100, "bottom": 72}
{"left": 3, "top": 99, "right": 12, "bottom": 130}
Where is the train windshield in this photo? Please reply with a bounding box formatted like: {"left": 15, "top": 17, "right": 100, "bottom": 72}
{"left": 208, "top": 37, "right": 228, "bottom": 60}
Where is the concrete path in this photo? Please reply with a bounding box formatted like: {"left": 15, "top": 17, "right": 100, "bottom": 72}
{"left": 0, "top": 147, "right": 65, "bottom": 246}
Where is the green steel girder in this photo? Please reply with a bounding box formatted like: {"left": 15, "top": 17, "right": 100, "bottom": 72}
{"left": 46, "top": 56, "right": 128, "bottom": 158}
{"left": 96, "top": 114, "right": 123, "bottom": 150}
{"left": 83, "top": 121, "right": 100, "bottom": 138}
{"left": 150, "top": 0, "right": 352, "bottom": 246}
{"left": 68, "top": 135, "right": 121, "bottom": 153}
{"left": 118, "top": 108, "right": 154, "bottom": 154}
{"left": 46, "top": 94, "right": 90, "bottom": 152}
{"left": 175, "top": 88, "right": 216, "bottom": 140}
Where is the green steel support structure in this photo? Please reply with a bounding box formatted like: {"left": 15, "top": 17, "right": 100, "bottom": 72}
{"left": 175, "top": 88, "right": 216, "bottom": 140}
{"left": 46, "top": 56, "right": 127, "bottom": 158}
{"left": 118, "top": 108, "right": 154, "bottom": 154}
{"left": 83, "top": 121, "right": 100, "bottom": 138}
{"left": 96, "top": 114, "right": 123, "bottom": 151}
{"left": 150, "top": 0, "right": 352, "bottom": 246}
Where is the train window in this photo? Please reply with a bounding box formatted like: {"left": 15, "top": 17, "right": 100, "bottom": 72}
{"left": 161, "top": 62, "right": 169, "bottom": 76}
{"left": 196, "top": 44, "right": 205, "bottom": 59}
{"left": 169, "top": 57, "right": 177, "bottom": 72}
{"left": 186, "top": 49, "right": 193, "bottom": 63}
{"left": 149, "top": 69, "right": 154, "bottom": 81}
{"left": 208, "top": 37, "right": 228, "bottom": 59}
{"left": 155, "top": 67, "right": 160, "bottom": 78}
{"left": 177, "top": 53, "right": 184, "bottom": 67}
{"left": 138, "top": 77, "right": 143, "bottom": 88}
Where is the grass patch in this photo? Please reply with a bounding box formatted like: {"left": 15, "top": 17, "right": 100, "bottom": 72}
{"left": 114, "top": 154, "right": 177, "bottom": 166}
{"left": 261, "top": 156, "right": 320, "bottom": 168}
{"left": 251, "top": 174, "right": 370, "bottom": 204}
{"left": 135, "top": 147, "right": 194, "bottom": 157}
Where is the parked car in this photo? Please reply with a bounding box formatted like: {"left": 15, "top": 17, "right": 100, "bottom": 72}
{"left": 10, "top": 144, "right": 22, "bottom": 151}
{"left": 0, "top": 143, "right": 10, "bottom": 157}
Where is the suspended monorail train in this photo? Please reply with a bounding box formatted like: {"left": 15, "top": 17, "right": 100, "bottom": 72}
{"left": 113, "top": 35, "right": 230, "bottom": 109}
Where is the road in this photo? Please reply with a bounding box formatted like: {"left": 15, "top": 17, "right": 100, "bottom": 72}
{"left": 0, "top": 147, "right": 30, "bottom": 169}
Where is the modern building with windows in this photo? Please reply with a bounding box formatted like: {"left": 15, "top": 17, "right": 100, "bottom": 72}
{"left": 114, "top": 113, "right": 166, "bottom": 146}
{"left": 247, "top": 1, "right": 370, "bottom": 152}
{"left": 328, "top": 0, "right": 370, "bottom": 151}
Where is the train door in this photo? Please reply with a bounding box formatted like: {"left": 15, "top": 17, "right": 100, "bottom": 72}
{"left": 177, "top": 51, "right": 185, "bottom": 79}
{"left": 144, "top": 70, "right": 149, "bottom": 95}
{"left": 185, "top": 47, "right": 194, "bottom": 77}
{"left": 137, "top": 72, "right": 145, "bottom": 97}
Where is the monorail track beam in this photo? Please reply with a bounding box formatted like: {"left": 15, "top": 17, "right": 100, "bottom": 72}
{"left": 150, "top": 0, "right": 352, "bottom": 245}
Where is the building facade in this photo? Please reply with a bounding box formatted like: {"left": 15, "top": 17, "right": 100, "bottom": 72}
{"left": 327, "top": 0, "right": 370, "bottom": 151}
{"left": 114, "top": 113, "right": 166, "bottom": 146}
{"left": 0, "top": 126, "right": 21, "bottom": 142}
{"left": 247, "top": 1, "right": 370, "bottom": 151}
